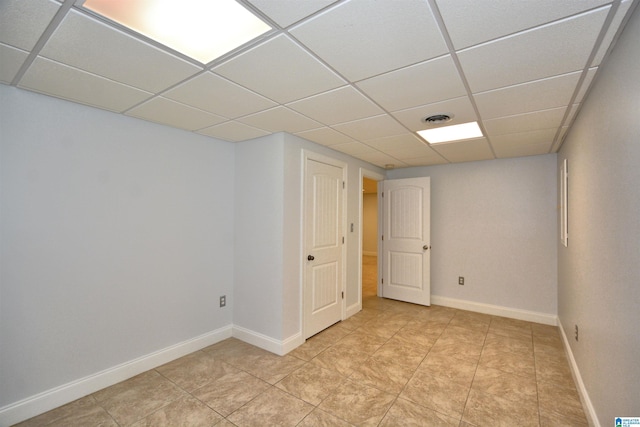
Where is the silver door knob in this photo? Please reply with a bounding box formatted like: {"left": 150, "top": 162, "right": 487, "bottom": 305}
{"left": 307, "top": 255, "right": 315, "bottom": 261}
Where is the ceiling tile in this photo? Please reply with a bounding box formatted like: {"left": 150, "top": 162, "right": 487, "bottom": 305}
{"left": 430, "top": 138, "right": 494, "bottom": 163}
{"left": 458, "top": 7, "right": 610, "bottom": 93}
{"left": 364, "top": 133, "right": 427, "bottom": 152}
{"left": 287, "top": 86, "right": 383, "bottom": 125}
{"left": 366, "top": 135, "right": 444, "bottom": 164}
{"left": 402, "top": 155, "right": 449, "bottom": 167}
{"left": 290, "top": 0, "right": 447, "bottom": 81}
{"left": 0, "top": 43, "right": 28, "bottom": 84}
{"left": 332, "top": 115, "right": 407, "bottom": 141}
{"left": 19, "top": 57, "right": 153, "bottom": 112}
{"left": 0, "top": 0, "right": 59, "bottom": 51}
{"left": 197, "top": 121, "right": 270, "bottom": 142}
{"left": 247, "top": 0, "right": 338, "bottom": 28}
{"left": 357, "top": 55, "right": 467, "bottom": 111}
{"left": 591, "top": 0, "right": 634, "bottom": 66}
{"left": 330, "top": 142, "right": 377, "bottom": 156}
{"left": 237, "top": 106, "right": 323, "bottom": 133}
{"left": 436, "top": 0, "right": 611, "bottom": 49}
{"left": 127, "top": 97, "right": 226, "bottom": 131}
{"left": 356, "top": 151, "right": 408, "bottom": 169}
{"left": 213, "top": 34, "right": 345, "bottom": 104}
{"left": 392, "top": 96, "right": 478, "bottom": 131}
{"left": 490, "top": 128, "right": 557, "bottom": 149}
{"left": 474, "top": 71, "right": 581, "bottom": 120}
{"left": 163, "top": 72, "right": 276, "bottom": 119}
{"left": 295, "top": 127, "right": 356, "bottom": 146}
{"left": 39, "top": 10, "right": 201, "bottom": 93}
{"left": 494, "top": 141, "right": 553, "bottom": 159}
{"left": 484, "top": 107, "right": 567, "bottom": 136}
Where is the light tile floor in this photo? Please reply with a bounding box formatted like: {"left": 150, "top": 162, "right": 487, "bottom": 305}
{"left": 16, "top": 258, "right": 588, "bottom": 426}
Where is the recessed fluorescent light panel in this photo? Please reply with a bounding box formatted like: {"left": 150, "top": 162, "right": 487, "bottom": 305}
{"left": 417, "top": 121, "right": 484, "bottom": 144}
{"left": 82, "top": 0, "right": 272, "bottom": 64}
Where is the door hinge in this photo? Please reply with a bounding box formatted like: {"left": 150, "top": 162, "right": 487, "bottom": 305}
{"left": 342, "top": 236, "right": 345, "bottom": 244}
{"left": 343, "top": 181, "right": 345, "bottom": 189}
{"left": 381, "top": 191, "right": 384, "bottom": 197}
{"left": 341, "top": 291, "right": 344, "bottom": 299}
{"left": 381, "top": 235, "right": 384, "bottom": 241}
{"left": 381, "top": 278, "right": 384, "bottom": 284}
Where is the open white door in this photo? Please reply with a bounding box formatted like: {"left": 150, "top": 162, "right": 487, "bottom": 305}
{"left": 303, "top": 157, "right": 344, "bottom": 338}
{"left": 381, "top": 177, "right": 431, "bottom": 306}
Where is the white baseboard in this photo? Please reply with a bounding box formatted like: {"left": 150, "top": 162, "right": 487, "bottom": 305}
{"left": 0, "top": 326, "right": 232, "bottom": 427}
{"left": 431, "top": 295, "right": 558, "bottom": 326}
{"left": 346, "top": 301, "right": 362, "bottom": 318}
{"left": 558, "top": 319, "right": 599, "bottom": 427}
{"left": 231, "top": 325, "right": 303, "bottom": 356}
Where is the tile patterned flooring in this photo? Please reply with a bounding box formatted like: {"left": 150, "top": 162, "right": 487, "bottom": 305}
{"left": 16, "top": 257, "right": 588, "bottom": 426}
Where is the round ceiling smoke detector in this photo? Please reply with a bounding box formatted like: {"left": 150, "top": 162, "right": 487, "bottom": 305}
{"left": 423, "top": 113, "right": 454, "bottom": 125}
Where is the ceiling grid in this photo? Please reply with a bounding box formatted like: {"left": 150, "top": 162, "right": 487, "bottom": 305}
{"left": 1, "top": 0, "right": 637, "bottom": 168}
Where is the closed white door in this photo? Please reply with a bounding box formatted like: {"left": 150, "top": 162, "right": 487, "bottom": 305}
{"left": 303, "top": 157, "right": 344, "bottom": 338}
{"left": 381, "top": 177, "right": 431, "bottom": 306}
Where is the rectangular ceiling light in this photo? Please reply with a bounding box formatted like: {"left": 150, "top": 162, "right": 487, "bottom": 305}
{"left": 82, "top": 0, "right": 272, "bottom": 64}
{"left": 417, "top": 121, "right": 484, "bottom": 144}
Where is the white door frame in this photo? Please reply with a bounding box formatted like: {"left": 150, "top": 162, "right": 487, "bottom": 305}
{"left": 301, "top": 150, "right": 347, "bottom": 339}
{"left": 357, "top": 168, "right": 385, "bottom": 314}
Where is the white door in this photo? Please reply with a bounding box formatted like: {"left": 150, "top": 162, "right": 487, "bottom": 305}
{"left": 381, "top": 177, "right": 431, "bottom": 305}
{"left": 303, "top": 157, "right": 344, "bottom": 338}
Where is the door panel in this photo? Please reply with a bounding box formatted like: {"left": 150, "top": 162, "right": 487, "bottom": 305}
{"left": 304, "top": 158, "right": 344, "bottom": 338}
{"left": 382, "top": 177, "right": 431, "bottom": 306}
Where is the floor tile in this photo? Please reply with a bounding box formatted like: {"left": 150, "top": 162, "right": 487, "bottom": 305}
{"left": 379, "top": 397, "right": 459, "bottom": 426}
{"left": 372, "top": 337, "right": 428, "bottom": 369}
{"left": 335, "top": 330, "right": 387, "bottom": 354}
{"left": 429, "top": 335, "right": 483, "bottom": 363}
{"left": 191, "top": 370, "right": 270, "bottom": 417}
{"left": 471, "top": 366, "right": 537, "bottom": 403}
{"left": 15, "top": 396, "right": 117, "bottom": 427}
{"left": 318, "top": 380, "right": 396, "bottom": 426}
{"left": 156, "top": 350, "right": 237, "bottom": 392}
{"left": 92, "top": 370, "right": 187, "bottom": 426}
{"left": 537, "top": 380, "right": 588, "bottom": 424}
{"left": 400, "top": 369, "right": 470, "bottom": 419}
{"left": 348, "top": 355, "right": 416, "bottom": 394}
{"left": 393, "top": 324, "right": 440, "bottom": 351}
{"left": 462, "top": 389, "right": 539, "bottom": 427}
{"left": 129, "top": 395, "right": 223, "bottom": 427}
{"left": 242, "top": 353, "right": 306, "bottom": 384}
{"left": 288, "top": 335, "right": 334, "bottom": 361}
{"left": 15, "top": 299, "right": 589, "bottom": 427}
{"left": 275, "top": 363, "right": 345, "bottom": 405}
{"left": 297, "top": 408, "right": 355, "bottom": 426}
{"left": 484, "top": 331, "right": 533, "bottom": 356}
{"left": 311, "top": 342, "right": 370, "bottom": 376}
{"left": 417, "top": 352, "right": 478, "bottom": 387}
{"left": 478, "top": 346, "right": 536, "bottom": 378}
{"left": 226, "top": 387, "right": 313, "bottom": 427}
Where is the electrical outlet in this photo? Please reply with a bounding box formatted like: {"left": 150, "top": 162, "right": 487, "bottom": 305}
{"left": 220, "top": 295, "right": 226, "bottom": 307}
{"left": 458, "top": 276, "right": 464, "bottom": 285}
{"left": 575, "top": 324, "right": 579, "bottom": 341}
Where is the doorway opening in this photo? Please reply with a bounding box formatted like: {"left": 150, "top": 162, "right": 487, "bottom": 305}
{"left": 362, "top": 176, "right": 380, "bottom": 302}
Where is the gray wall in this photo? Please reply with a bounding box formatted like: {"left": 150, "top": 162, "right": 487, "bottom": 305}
{"left": 0, "top": 86, "right": 235, "bottom": 408}
{"left": 557, "top": 3, "right": 640, "bottom": 423}
{"left": 388, "top": 154, "right": 558, "bottom": 316}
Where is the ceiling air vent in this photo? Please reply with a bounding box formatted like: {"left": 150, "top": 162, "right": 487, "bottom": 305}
{"left": 423, "top": 114, "right": 453, "bottom": 125}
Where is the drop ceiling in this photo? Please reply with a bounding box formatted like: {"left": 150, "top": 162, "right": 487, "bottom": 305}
{"left": 1, "top": 0, "right": 637, "bottom": 168}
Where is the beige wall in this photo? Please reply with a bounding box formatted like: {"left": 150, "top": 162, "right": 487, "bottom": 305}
{"left": 362, "top": 192, "right": 378, "bottom": 256}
